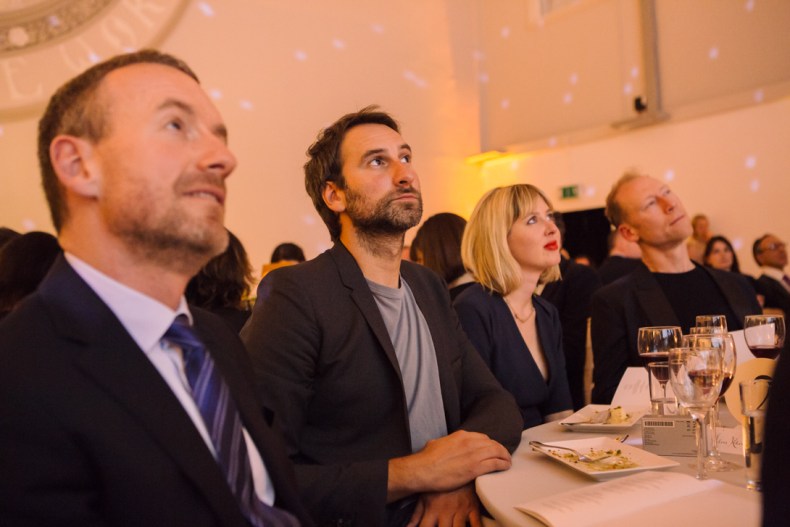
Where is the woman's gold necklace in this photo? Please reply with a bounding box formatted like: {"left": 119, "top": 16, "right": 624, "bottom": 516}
{"left": 503, "top": 297, "right": 535, "bottom": 323}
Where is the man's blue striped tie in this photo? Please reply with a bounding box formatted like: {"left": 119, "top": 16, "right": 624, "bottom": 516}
{"left": 164, "top": 315, "right": 299, "bottom": 527}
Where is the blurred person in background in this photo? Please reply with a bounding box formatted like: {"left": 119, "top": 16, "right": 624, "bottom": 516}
{"left": 0, "top": 231, "right": 62, "bottom": 319}
{"left": 687, "top": 213, "right": 711, "bottom": 264}
{"left": 597, "top": 228, "right": 642, "bottom": 286}
{"left": 410, "top": 212, "right": 475, "bottom": 301}
{"left": 186, "top": 229, "right": 254, "bottom": 333}
{"left": 540, "top": 212, "right": 601, "bottom": 410}
{"left": 261, "top": 242, "right": 306, "bottom": 279}
{"left": 704, "top": 235, "right": 762, "bottom": 306}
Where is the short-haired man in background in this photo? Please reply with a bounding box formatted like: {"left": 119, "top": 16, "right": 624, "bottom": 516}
{"left": 242, "top": 106, "right": 521, "bottom": 526}
{"left": 590, "top": 172, "right": 760, "bottom": 403}
{"left": 753, "top": 234, "right": 790, "bottom": 314}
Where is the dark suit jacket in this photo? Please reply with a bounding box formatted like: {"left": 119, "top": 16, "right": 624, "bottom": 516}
{"left": 454, "top": 284, "right": 573, "bottom": 428}
{"left": 241, "top": 243, "right": 522, "bottom": 527}
{"left": 0, "top": 256, "right": 311, "bottom": 527}
{"left": 762, "top": 346, "right": 790, "bottom": 525}
{"left": 590, "top": 262, "right": 761, "bottom": 403}
{"left": 540, "top": 258, "right": 601, "bottom": 410}
{"left": 755, "top": 274, "right": 790, "bottom": 354}
{"left": 755, "top": 274, "right": 790, "bottom": 313}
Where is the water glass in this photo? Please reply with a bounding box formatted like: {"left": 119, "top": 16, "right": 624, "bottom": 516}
{"left": 740, "top": 378, "right": 770, "bottom": 491}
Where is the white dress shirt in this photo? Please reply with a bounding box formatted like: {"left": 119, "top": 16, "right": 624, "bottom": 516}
{"left": 65, "top": 253, "right": 275, "bottom": 504}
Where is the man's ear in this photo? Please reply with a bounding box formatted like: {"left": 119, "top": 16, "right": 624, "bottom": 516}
{"left": 618, "top": 223, "right": 639, "bottom": 243}
{"left": 323, "top": 181, "right": 346, "bottom": 213}
{"left": 49, "top": 135, "right": 100, "bottom": 198}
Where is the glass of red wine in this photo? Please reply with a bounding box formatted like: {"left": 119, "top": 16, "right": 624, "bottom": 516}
{"left": 638, "top": 326, "right": 682, "bottom": 414}
{"left": 683, "top": 332, "right": 737, "bottom": 471}
{"left": 744, "top": 314, "right": 785, "bottom": 359}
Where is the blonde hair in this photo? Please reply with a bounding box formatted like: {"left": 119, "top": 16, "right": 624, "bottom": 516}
{"left": 462, "top": 184, "right": 561, "bottom": 295}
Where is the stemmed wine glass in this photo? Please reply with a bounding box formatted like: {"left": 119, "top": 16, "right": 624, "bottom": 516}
{"left": 744, "top": 314, "right": 785, "bottom": 359}
{"left": 695, "top": 314, "right": 728, "bottom": 334}
{"left": 638, "top": 326, "right": 682, "bottom": 414}
{"left": 683, "top": 332, "right": 737, "bottom": 471}
{"left": 669, "top": 346, "right": 724, "bottom": 480}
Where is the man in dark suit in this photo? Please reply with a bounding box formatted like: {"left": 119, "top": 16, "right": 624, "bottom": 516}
{"left": 753, "top": 234, "right": 790, "bottom": 313}
{"left": 0, "top": 50, "right": 310, "bottom": 526}
{"left": 590, "top": 172, "right": 761, "bottom": 403}
{"left": 241, "top": 107, "right": 522, "bottom": 526}
{"left": 541, "top": 256, "right": 601, "bottom": 410}
{"left": 597, "top": 229, "right": 642, "bottom": 286}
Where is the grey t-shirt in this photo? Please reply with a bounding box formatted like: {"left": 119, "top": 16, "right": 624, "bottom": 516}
{"left": 367, "top": 277, "right": 448, "bottom": 452}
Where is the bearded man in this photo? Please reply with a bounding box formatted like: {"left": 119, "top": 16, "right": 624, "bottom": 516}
{"left": 241, "top": 107, "right": 521, "bottom": 527}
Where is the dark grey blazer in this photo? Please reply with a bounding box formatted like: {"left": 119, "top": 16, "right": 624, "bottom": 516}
{"left": 241, "top": 243, "right": 522, "bottom": 527}
{"left": 590, "top": 262, "right": 761, "bottom": 404}
{"left": 0, "top": 256, "right": 311, "bottom": 527}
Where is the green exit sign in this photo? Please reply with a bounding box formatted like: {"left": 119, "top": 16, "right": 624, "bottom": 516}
{"left": 560, "top": 185, "right": 579, "bottom": 199}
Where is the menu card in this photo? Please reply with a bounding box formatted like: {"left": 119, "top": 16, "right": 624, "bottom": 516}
{"left": 611, "top": 367, "right": 652, "bottom": 408}
{"left": 515, "top": 471, "right": 721, "bottom": 527}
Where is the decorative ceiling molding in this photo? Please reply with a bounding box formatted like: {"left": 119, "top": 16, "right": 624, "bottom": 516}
{"left": 0, "top": 0, "right": 189, "bottom": 119}
{"left": 1, "top": 0, "right": 115, "bottom": 55}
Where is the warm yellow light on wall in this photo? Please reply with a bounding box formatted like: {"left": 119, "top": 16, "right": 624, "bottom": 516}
{"left": 464, "top": 150, "right": 507, "bottom": 165}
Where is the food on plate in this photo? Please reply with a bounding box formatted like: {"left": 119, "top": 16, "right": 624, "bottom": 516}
{"left": 605, "top": 406, "right": 629, "bottom": 424}
{"left": 547, "top": 448, "right": 638, "bottom": 471}
{"left": 589, "top": 406, "right": 630, "bottom": 425}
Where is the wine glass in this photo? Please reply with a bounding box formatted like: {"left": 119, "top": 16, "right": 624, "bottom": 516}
{"left": 695, "top": 314, "right": 728, "bottom": 334}
{"left": 638, "top": 326, "right": 682, "bottom": 414}
{"left": 669, "top": 346, "right": 724, "bottom": 480}
{"left": 744, "top": 314, "right": 785, "bottom": 359}
{"left": 683, "top": 332, "right": 737, "bottom": 471}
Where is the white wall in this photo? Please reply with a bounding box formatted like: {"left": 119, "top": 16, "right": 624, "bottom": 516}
{"left": 0, "top": 0, "right": 486, "bottom": 275}
{"left": 2, "top": 0, "right": 788, "bottom": 281}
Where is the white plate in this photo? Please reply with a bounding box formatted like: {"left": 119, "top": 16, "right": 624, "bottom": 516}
{"left": 560, "top": 404, "right": 646, "bottom": 432}
{"left": 530, "top": 437, "right": 679, "bottom": 481}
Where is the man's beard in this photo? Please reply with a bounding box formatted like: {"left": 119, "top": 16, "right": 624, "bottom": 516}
{"left": 104, "top": 177, "right": 229, "bottom": 274}
{"left": 345, "top": 186, "right": 423, "bottom": 237}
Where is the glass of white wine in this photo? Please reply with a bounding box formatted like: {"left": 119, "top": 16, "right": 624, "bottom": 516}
{"left": 683, "top": 332, "right": 737, "bottom": 471}
{"left": 669, "top": 346, "right": 724, "bottom": 480}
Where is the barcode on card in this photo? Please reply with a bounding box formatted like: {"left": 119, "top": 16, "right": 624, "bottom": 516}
{"left": 643, "top": 420, "right": 675, "bottom": 427}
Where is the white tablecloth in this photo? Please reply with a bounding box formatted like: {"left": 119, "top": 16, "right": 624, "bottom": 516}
{"left": 476, "top": 420, "right": 760, "bottom": 526}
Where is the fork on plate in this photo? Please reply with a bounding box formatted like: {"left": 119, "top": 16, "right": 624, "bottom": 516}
{"left": 528, "top": 441, "right": 616, "bottom": 463}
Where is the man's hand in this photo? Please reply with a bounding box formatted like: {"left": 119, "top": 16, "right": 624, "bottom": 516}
{"left": 406, "top": 484, "right": 482, "bottom": 527}
{"left": 388, "top": 430, "right": 511, "bottom": 502}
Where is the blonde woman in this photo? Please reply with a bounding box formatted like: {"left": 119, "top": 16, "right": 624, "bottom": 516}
{"left": 454, "top": 184, "right": 573, "bottom": 429}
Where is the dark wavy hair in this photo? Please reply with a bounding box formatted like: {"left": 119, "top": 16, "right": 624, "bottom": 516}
{"left": 303, "top": 105, "right": 399, "bottom": 240}
{"left": 704, "top": 235, "right": 741, "bottom": 273}
{"left": 0, "top": 231, "right": 62, "bottom": 314}
{"left": 186, "top": 230, "right": 253, "bottom": 310}
{"left": 270, "top": 242, "right": 305, "bottom": 263}
{"left": 410, "top": 213, "right": 467, "bottom": 284}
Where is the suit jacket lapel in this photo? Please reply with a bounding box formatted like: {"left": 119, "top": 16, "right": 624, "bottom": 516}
{"left": 707, "top": 267, "right": 752, "bottom": 323}
{"left": 329, "top": 243, "right": 403, "bottom": 379}
{"left": 39, "top": 258, "right": 244, "bottom": 525}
